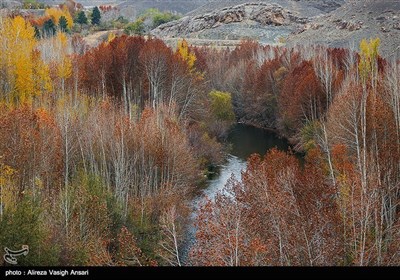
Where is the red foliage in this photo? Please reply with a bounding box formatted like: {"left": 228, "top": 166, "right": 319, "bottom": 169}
{"left": 0, "top": 106, "right": 62, "bottom": 194}
{"left": 279, "top": 60, "right": 325, "bottom": 135}
{"left": 99, "top": 5, "right": 113, "bottom": 12}
{"left": 192, "top": 149, "right": 342, "bottom": 266}
{"left": 230, "top": 40, "right": 260, "bottom": 63}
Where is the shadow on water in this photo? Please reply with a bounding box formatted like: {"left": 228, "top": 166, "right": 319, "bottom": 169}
{"left": 227, "top": 123, "right": 291, "bottom": 159}
{"left": 180, "top": 123, "right": 293, "bottom": 265}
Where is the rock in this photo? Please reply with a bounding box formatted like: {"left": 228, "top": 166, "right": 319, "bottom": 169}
{"left": 335, "top": 20, "right": 362, "bottom": 31}
{"left": 0, "top": 0, "right": 21, "bottom": 9}
{"left": 303, "top": 22, "right": 323, "bottom": 31}
{"left": 336, "top": 20, "right": 347, "bottom": 29}
{"left": 151, "top": 2, "right": 309, "bottom": 38}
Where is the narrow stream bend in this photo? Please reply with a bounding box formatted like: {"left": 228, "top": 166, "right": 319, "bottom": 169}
{"left": 181, "top": 123, "right": 290, "bottom": 264}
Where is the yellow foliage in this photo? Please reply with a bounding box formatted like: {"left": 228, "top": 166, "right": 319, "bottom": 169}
{"left": 0, "top": 16, "right": 37, "bottom": 103}
{"left": 57, "top": 32, "right": 69, "bottom": 49}
{"left": 45, "top": 7, "right": 74, "bottom": 29}
{"left": 358, "top": 37, "right": 380, "bottom": 81}
{"left": 0, "top": 163, "right": 16, "bottom": 185}
{"left": 0, "top": 16, "right": 55, "bottom": 103}
{"left": 62, "top": 7, "right": 74, "bottom": 29}
{"left": 57, "top": 56, "right": 72, "bottom": 79}
{"left": 33, "top": 51, "right": 53, "bottom": 94}
{"left": 54, "top": 32, "right": 72, "bottom": 82}
{"left": 0, "top": 161, "right": 17, "bottom": 213}
{"left": 45, "top": 7, "right": 63, "bottom": 25}
{"left": 176, "top": 39, "right": 196, "bottom": 71}
{"left": 107, "top": 32, "right": 116, "bottom": 43}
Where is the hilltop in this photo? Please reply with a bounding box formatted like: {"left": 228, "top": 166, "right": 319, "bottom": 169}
{"left": 149, "top": 0, "right": 399, "bottom": 56}
{"left": 3, "top": 0, "right": 399, "bottom": 56}
{"left": 286, "top": 0, "right": 400, "bottom": 57}
{"left": 151, "top": 0, "right": 344, "bottom": 45}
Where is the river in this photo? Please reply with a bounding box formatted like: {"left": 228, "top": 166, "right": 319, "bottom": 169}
{"left": 180, "top": 123, "right": 290, "bottom": 265}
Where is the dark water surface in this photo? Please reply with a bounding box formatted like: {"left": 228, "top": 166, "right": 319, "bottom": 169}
{"left": 227, "top": 123, "right": 290, "bottom": 159}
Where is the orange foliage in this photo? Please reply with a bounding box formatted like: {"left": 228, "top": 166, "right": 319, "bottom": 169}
{"left": 0, "top": 106, "right": 62, "bottom": 194}
{"left": 279, "top": 60, "right": 325, "bottom": 137}
{"left": 192, "top": 149, "right": 342, "bottom": 266}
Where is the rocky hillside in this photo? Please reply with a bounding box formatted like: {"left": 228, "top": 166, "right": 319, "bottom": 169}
{"left": 185, "top": 0, "right": 344, "bottom": 17}
{"left": 152, "top": 2, "right": 302, "bottom": 44}
{"left": 151, "top": 0, "right": 343, "bottom": 45}
{"left": 0, "top": 0, "right": 23, "bottom": 8}
{"left": 117, "top": 0, "right": 211, "bottom": 15}
{"left": 286, "top": 0, "right": 400, "bottom": 57}
{"left": 150, "top": 0, "right": 399, "bottom": 57}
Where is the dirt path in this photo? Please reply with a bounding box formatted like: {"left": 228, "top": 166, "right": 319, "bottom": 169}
{"left": 83, "top": 29, "right": 124, "bottom": 48}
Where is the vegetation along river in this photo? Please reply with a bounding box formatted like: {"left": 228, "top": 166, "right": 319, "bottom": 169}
{"left": 181, "top": 123, "right": 291, "bottom": 264}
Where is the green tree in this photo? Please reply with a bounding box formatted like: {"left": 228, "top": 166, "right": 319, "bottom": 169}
{"left": 58, "top": 15, "right": 69, "bottom": 33}
{"left": 124, "top": 19, "right": 145, "bottom": 35}
{"left": 58, "top": 172, "right": 123, "bottom": 265}
{"left": 33, "top": 25, "right": 41, "bottom": 39}
{"left": 209, "top": 90, "right": 235, "bottom": 122}
{"left": 91, "top": 6, "right": 101, "bottom": 25}
{"left": 43, "top": 18, "right": 56, "bottom": 37}
{"left": 75, "top": 11, "right": 88, "bottom": 25}
{"left": 0, "top": 195, "right": 60, "bottom": 265}
{"left": 152, "top": 11, "right": 179, "bottom": 28}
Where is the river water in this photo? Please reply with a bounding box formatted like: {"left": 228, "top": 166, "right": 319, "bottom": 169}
{"left": 180, "top": 123, "right": 290, "bottom": 265}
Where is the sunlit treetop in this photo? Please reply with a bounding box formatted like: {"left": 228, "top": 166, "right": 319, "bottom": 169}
{"left": 176, "top": 39, "right": 196, "bottom": 71}
{"left": 358, "top": 37, "right": 380, "bottom": 81}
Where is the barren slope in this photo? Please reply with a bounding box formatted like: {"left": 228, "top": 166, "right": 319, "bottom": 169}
{"left": 151, "top": 0, "right": 344, "bottom": 45}
{"left": 286, "top": 0, "right": 400, "bottom": 57}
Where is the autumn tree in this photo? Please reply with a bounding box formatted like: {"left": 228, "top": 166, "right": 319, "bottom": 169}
{"left": 0, "top": 106, "right": 63, "bottom": 194}
{"left": 157, "top": 204, "right": 187, "bottom": 266}
{"left": 191, "top": 192, "right": 255, "bottom": 266}
{"left": 116, "top": 226, "right": 148, "bottom": 265}
{"left": 176, "top": 39, "right": 196, "bottom": 72}
{"left": 140, "top": 38, "right": 173, "bottom": 109}
{"left": 45, "top": 7, "right": 73, "bottom": 30}
{"left": 279, "top": 60, "right": 325, "bottom": 138}
{"left": 192, "top": 149, "right": 342, "bottom": 266}
{"left": 0, "top": 16, "right": 37, "bottom": 104}
{"left": 55, "top": 173, "right": 116, "bottom": 265}
{"left": 0, "top": 159, "right": 16, "bottom": 222}
{"left": 322, "top": 38, "right": 400, "bottom": 265}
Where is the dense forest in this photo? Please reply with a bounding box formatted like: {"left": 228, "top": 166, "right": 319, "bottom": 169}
{"left": 0, "top": 8, "right": 399, "bottom": 266}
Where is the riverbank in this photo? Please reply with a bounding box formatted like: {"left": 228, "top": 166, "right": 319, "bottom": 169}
{"left": 180, "top": 123, "right": 292, "bottom": 264}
